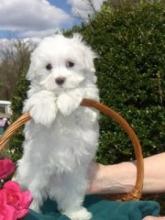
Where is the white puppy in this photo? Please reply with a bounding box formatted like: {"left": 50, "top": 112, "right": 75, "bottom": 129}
{"left": 15, "top": 34, "right": 99, "bottom": 220}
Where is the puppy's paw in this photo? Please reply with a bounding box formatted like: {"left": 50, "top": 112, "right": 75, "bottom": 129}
{"left": 30, "top": 103, "right": 57, "bottom": 127}
{"left": 57, "top": 90, "right": 84, "bottom": 116}
{"left": 63, "top": 207, "right": 92, "bottom": 220}
{"left": 24, "top": 91, "right": 57, "bottom": 127}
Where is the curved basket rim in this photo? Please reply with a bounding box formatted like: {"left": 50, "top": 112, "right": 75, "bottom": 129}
{"left": 0, "top": 98, "right": 144, "bottom": 201}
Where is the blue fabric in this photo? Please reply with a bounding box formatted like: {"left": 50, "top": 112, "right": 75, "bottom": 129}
{"left": 24, "top": 195, "right": 160, "bottom": 220}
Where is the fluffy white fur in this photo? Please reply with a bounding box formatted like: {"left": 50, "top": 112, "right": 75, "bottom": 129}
{"left": 15, "top": 34, "right": 99, "bottom": 220}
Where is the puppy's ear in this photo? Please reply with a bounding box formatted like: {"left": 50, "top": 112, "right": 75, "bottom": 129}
{"left": 72, "top": 33, "right": 97, "bottom": 72}
{"left": 26, "top": 38, "right": 43, "bottom": 81}
{"left": 83, "top": 46, "right": 97, "bottom": 73}
{"left": 26, "top": 65, "right": 33, "bottom": 81}
{"left": 26, "top": 52, "right": 36, "bottom": 81}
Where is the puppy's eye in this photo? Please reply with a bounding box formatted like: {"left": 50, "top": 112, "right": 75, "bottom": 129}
{"left": 46, "top": 63, "right": 52, "bottom": 70}
{"left": 66, "top": 60, "right": 74, "bottom": 68}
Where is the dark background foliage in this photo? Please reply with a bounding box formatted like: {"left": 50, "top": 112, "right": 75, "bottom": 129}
{"left": 9, "top": 1, "right": 165, "bottom": 165}
{"left": 77, "top": 0, "right": 165, "bottom": 164}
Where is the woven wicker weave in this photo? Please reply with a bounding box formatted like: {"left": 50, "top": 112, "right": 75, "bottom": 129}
{"left": 0, "top": 99, "right": 144, "bottom": 201}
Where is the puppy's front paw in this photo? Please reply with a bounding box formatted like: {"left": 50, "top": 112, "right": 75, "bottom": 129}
{"left": 63, "top": 207, "right": 92, "bottom": 220}
{"left": 57, "top": 91, "right": 83, "bottom": 116}
{"left": 24, "top": 91, "right": 57, "bottom": 127}
{"left": 30, "top": 102, "right": 57, "bottom": 127}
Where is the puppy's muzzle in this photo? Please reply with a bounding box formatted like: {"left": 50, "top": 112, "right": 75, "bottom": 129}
{"left": 55, "top": 77, "right": 66, "bottom": 86}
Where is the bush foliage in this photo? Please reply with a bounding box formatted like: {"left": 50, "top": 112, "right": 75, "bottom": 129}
{"left": 10, "top": 1, "right": 165, "bottom": 163}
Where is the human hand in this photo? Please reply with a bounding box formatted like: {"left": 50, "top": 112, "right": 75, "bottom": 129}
{"left": 143, "top": 216, "right": 165, "bottom": 220}
{"left": 87, "top": 162, "right": 136, "bottom": 195}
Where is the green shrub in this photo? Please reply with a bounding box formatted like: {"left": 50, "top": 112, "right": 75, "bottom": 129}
{"left": 10, "top": 73, "right": 29, "bottom": 161}
{"left": 79, "top": 0, "right": 165, "bottom": 164}
{"left": 10, "top": 1, "right": 165, "bottom": 163}
{"left": 8, "top": 50, "right": 30, "bottom": 161}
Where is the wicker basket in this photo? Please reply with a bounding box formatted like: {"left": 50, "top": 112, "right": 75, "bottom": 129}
{"left": 0, "top": 99, "right": 144, "bottom": 201}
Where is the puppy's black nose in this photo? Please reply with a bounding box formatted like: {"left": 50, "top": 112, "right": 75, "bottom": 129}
{"left": 55, "top": 77, "right": 65, "bottom": 85}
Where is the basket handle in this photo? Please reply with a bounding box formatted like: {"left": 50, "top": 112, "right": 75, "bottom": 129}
{"left": 0, "top": 98, "right": 144, "bottom": 200}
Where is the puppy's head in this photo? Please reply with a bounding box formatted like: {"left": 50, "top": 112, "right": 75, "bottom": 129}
{"left": 27, "top": 34, "right": 97, "bottom": 93}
